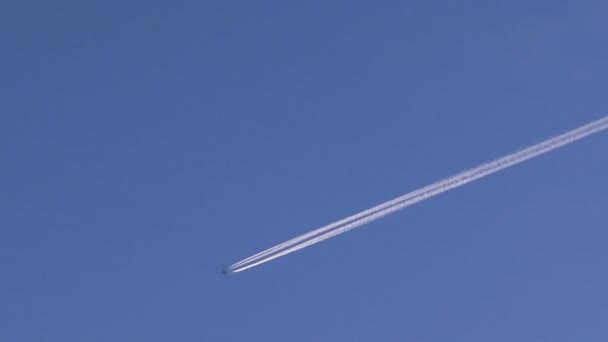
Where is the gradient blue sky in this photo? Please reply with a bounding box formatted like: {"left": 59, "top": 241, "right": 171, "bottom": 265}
{"left": 2, "top": 1, "right": 607, "bottom": 341}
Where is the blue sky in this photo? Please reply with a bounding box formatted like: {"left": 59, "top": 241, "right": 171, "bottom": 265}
{"left": 1, "top": 1, "right": 607, "bottom": 340}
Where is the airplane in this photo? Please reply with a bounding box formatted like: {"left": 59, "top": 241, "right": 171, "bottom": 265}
{"left": 221, "top": 267, "right": 230, "bottom": 275}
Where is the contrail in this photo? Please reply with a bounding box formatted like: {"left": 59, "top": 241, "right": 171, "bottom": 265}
{"left": 230, "top": 153, "right": 485, "bottom": 269}
{"left": 229, "top": 116, "right": 608, "bottom": 273}
{"left": 230, "top": 130, "right": 519, "bottom": 269}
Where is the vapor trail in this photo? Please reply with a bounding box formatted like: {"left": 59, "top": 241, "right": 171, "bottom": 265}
{"left": 231, "top": 133, "right": 515, "bottom": 269}
{"left": 230, "top": 116, "right": 608, "bottom": 273}
{"left": 230, "top": 153, "right": 484, "bottom": 269}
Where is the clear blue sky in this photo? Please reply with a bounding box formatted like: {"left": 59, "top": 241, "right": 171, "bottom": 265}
{"left": 2, "top": 1, "right": 607, "bottom": 341}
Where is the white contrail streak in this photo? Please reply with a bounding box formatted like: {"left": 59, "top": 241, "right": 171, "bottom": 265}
{"left": 230, "top": 152, "right": 486, "bottom": 269}
{"left": 230, "top": 127, "right": 524, "bottom": 269}
{"left": 230, "top": 116, "right": 608, "bottom": 273}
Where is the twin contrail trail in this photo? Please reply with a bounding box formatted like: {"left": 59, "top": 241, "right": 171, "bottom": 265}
{"left": 229, "top": 116, "right": 608, "bottom": 273}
